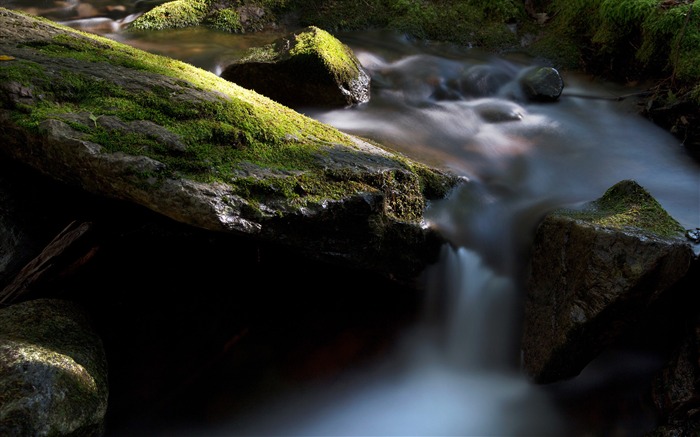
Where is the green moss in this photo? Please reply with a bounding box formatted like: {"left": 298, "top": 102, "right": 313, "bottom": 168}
{"left": 1, "top": 10, "right": 459, "bottom": 222}
{"left": 534, "top": 0, "right": 700, "bottom": 84}
{"left": 0, "top": 60, "right": 46, "bottom": 85}
{"left": 292, "top": 0, "right": 391, "bottom": 32}
{"left": 129, "top": 0, "right": 211, "bottom": 30}
{"left": 564, "top": 180, "right": 685, "bottom": 238}
{"left": 527, "top": 0, "right": 601, "bottom": 70}
{"left": 206, "top": 8, "right": 244, "bottom": 33}
{"left": 386, "top": 0, "right": 522, "bottom": 49}
{"left": 232, "top": 171, "right": 376, "bottom": 209}
{"left": 287, "top": 0, "right": 524, "bottom": 50}
{"left": 288, "top": 26, "right": 361, "bottom": 83}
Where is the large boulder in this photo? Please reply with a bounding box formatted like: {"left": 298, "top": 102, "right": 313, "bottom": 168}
{"left": 0, "top": 8, "right": 459, "bottom": 284}
{"left": 0, "top": 298, "right": 108, "bottom": 436}
{"left": 220, "top": 26, "right": 371, "bottom": 108}
{"left": 522, "top": 180, "right": 696, "bottom": 383}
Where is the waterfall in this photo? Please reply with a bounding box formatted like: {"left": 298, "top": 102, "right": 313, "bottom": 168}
{"left": 218, "top": 244, "right": 567, "bottom": 437}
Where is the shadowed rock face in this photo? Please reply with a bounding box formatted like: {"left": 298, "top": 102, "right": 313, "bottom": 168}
{"left": 522, "top": 180, "right": 696, "bottom": 384}
{"left": 0, "top": 8, "right": 460, "bottom": 284}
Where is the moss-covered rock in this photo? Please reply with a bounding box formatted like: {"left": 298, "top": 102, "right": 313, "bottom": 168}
{"left": 0, "top": 299, "right": 108, "bottom": 436}
{"left": 0, "top": 8, "right": 459, "bottom": 282}
{"left": 220, "top": 25, "right": 370, "bottom": 107}
{"left": 561, "top": 179, "right": 686, "bottom": 239}
{"left": 522, "top": 180, "right": 694, "bottom": 384}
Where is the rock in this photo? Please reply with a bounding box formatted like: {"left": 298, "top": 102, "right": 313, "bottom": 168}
{"left": 0, "top": 298, "right": 108, "bottom": 436}
{"left": 469, "top": 98, "right": 525, "bottom": 123}
{"left": 645, "top": 255, "right": 700, "bottom": 435}
{"left": 518, "top": 66, "right": 563, "bottom": 102}
{"left": 521, "top": 180, "right": 695, "bottom": 383}
{"left": 0, "top": 8, "right": 459, "bottom": 284}
{"left": 129, "top": 0, "right": 208, "bottom": 30}
{"left": 220, "top": 26, "right": 371, "bottom": 108}
{"left": 451, "top": 64, "right": 514, "bottom": 98}
{"left": 650, "top": 328, "right": 700, "bottom": 435}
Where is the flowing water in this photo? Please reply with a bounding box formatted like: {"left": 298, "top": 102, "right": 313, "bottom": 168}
{"left": 4, "top": 2, "right": 700, "bottom": 435}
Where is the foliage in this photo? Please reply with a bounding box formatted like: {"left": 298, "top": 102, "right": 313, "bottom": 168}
{"left": 288, "top": 0, "right": 524, "bottom": 50}
{"left": 387, "top": 0, "right": 522, "bottom": 48}
{"left": 640, "top": 2, "right": 700, "bottom": 82}
{"left": 290, "top": 0, "right": 392, "bottom": 32}
{"left": 537, "top": 0, "right": 700, "bottom": 84}
{"left": 206, "top": 8, "right": 243, "bottom": 33}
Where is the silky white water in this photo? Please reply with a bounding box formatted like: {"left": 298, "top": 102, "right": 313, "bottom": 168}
{"left": 175, "top": 32, "right": 698, "bottom": 436}
{"left": 212, "top": 32, "right": 698, "bottom": 436}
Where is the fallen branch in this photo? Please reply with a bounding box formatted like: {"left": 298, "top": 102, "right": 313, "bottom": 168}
{"left": 559, "top": 90, "right": 653, "bottom": 101}
{"left": 0, "top": 220, "right": 98, "bottom": 306}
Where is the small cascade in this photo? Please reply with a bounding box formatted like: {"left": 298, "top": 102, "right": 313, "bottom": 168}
{"left": 219, "top": 244, "right": 567, "bottom": 437}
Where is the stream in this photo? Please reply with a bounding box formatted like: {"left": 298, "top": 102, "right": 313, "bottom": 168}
{"left": 4, "top": 2, "right": 700, "bottom": 436}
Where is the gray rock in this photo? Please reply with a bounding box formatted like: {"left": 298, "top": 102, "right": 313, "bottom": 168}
{"left": 521, "top": 180, "right": 694, "bottom": 383}
{"left": 518, "top": 66, "right": 563, "bottom": 102}
{"left": 0, "top": 299, "right": 108, "bottom": 436}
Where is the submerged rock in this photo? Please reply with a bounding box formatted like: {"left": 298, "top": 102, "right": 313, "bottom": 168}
{"left": 517, "top": 66, "right": 563, "bottom": 102}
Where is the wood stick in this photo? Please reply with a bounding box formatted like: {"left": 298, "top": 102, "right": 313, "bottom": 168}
{"left": 0, "top": 220, "right": 96, "bottom": 306}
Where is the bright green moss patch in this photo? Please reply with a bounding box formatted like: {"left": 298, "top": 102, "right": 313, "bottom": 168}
{"left": 288, "top": 26, "right": 361, "bottom": 83}
{"left": 1, "top": 19, "right": 366, "bottom": 181}
{"left": 129, "top": 0, "right": 211, "bottom": 30}
{"left": 232, "top": 172, "right": 375, "bottom": 207}
{"left": 234, "top": 26, "right": 362, "bottom": 84}
{"left": 564, "top": 180, "right": 685, "bottom": 238}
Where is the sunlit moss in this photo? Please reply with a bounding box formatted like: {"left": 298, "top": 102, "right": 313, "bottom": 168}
{"left": 1, "top": 8, "right": 457, "bottom": 220}
{"left": 287, "top": 26, "right": 361, "bottom": 83}
{"left": 563, "top": 180, "right": 685, "bottom": 238}
{"left": 129, "top": 0, "right": 211, "bottom": 30}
